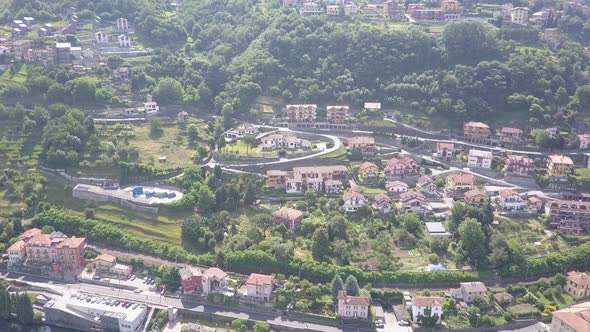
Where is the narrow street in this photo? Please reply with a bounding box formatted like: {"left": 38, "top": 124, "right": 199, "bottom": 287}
{"left": 1, "top": 271, "right": 380, "bottom": 332}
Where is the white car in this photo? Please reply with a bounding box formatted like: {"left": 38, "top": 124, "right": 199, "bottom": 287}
{"left": 133, "top": 289, "right": 142, "bottom": 293}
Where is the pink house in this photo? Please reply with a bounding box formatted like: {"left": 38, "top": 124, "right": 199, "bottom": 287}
{"left": 337, "top": 290, "right": 370, "bottom": 320}
{"left": 384, "top": 157, "right": 418, "bottom": 178}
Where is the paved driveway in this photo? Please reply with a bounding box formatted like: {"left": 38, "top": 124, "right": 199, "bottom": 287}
{"left": 381, "top": 311, "right": 412, "bottom": 332}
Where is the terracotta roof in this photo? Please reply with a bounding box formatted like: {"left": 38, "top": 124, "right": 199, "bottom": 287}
{"left": 348, "top": 136, "right": 375, "bottom": 145}
{"left": 436, "top": 142, "right": 454, "bottom": 150}
{"left": 464, "top": 121, "right": 489, "bottom": 129}
{"left": 338, "top": 290, "right": 370, "bottom": 306}
{"left": 447, "top": 173, "right": 475, "bottom": 185}
{"left": 417, "top": 176, "right": 433, "bottom": 187}
{"left": 56, "top": 237, "right": 86, "bottom": 249}
{"left": 7, "top": 240, "right": 25, "bottom": 252}
{"left": 327, "top": 105, "right": 349, "bottom": 110}
{"left": 464, "top": 189, "right": 486, "bottom": 199}
{"left": 374, "top": 193, "right": 391, "bottom": 203}
{"left": 246, "top": 273, "right": 274, "bottom": 286}
{"left": 507, "top": 154, "right": 534, "bottom": 165}
{"left": 548, "top": 155, "right": 573, "bottom": 165}
{"left": 359, "top": 162, "right": 378, "bottom": 170}
{"left": 499, "top": 189, "right": 518, "bottom": 198}
{"left": 567, "top": 271, "right": 590, "bottom": 287}
{"left": 203, "top": 267, "right": 227, "bottom": 280}
{"left": 552, "top": 301, "right": 590, "bottom": 332}
{"left": 272, "top": 207, "right": 304, "bottom": 221}
{"left": 286, "top": 104, "right": 317, "bottom": 109}
{"left": 386, "top": 156, "right": 416, "bottom": 167}
{"left": 578, "top": 134, "right": 590, "bottom": 141}
{"left": 386, "top": 180, "right": 408, "bottom": 189}
{"left": 94, "top": 253, "right": 116, "bottom": 263}
{"left": 400, "top": 191, "right": 426, "bottom": 203}
{"left": 460, "top": 282, "right": 487, "bottom": 293}
{"left": 528, "top": 196, "right": 542, "bottom": 203}
{"left": 501, "top": 127, "right": 523, "bottom": 134}
{"left": 343, "top": 191, "right": 365, "bottom": 201}
{"left": 19, "top": 228, "right": 42, "bottom": 240}
{"left": 27, "top": 234, "right": 52, "bottom": 247}
{"left": 414, "top": 296, "right": 443, "bottom": 307}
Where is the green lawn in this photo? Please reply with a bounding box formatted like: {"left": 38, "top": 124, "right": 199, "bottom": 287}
{"left": 356, "top": 185, "right": 386, "bottom": 194}
{"left": 0, "top": 63, "right": 28, "bottom": 87}
{"left": 493, "top": 217, "right": 570, "bottom": 256}
{"left": 507, "top": 304, "right": 539, "bottom": 318}
{"left": 320, "top": 145, "right": 347, "bottom": 158}
{"left": 107, "top": 119, "right": 209, "bottom": 170}
{"left": 42, "top": 174, "right": 186, "bottom": 246}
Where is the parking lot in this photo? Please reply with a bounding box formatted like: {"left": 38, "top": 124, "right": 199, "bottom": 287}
{"left": 79, "top": 269, "right": 159, "bottom": 293}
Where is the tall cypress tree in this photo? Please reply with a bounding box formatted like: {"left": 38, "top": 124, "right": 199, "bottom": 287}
{"left": 0, "top": 285, "right": 11, "bottom": 320}
{"left": 330, "top": 274, "right": 344, "bottom": 300}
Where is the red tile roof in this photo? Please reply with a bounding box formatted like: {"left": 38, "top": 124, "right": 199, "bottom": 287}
{"left": 27, "top": 234, "right": 52, "bottom": 247}
{"left": 246, "top": 273, "right": 274, "bottom": 286}
{"left": 499, "top": 189, "right": 518, "bottom": 198}
{"left": 7, "top": 240, "right": 25, "bottom": 252}
{"left": 447, "top": 173, "right": 475, "bottom": 185}
{"left": 567, "top": 271, "right": 590, "bottom": 287}
{"left": 56, "top": 237, "right": 86, "bottom": 249}
{"left": 374, "top": 193, "right": 391, "bottom": 203}
{"left": 348, "top": 136, "right": 375, "bottom": 145}
{"left": 436, "top": 142, "right": 455, "bottom": 150}
{"left": 359, "top": 162, "right": 378, "bottom": 170}
{"left": 414, "top": 296, "right": 443, "bottom": 307}
{"left": 552, "top": 302, "right": 590, "bottom": 332}
{"left": 343, "top": 191, "right": 365, "bottom": 201}
{"left": 203, "top": 267, "right": 227, "bottom": 280}
{"left": 338, "top": 290, "right": 370, "bottom": 306}
{"left": 464, "top": 189, "right": 486, "bottom": 199}
{"left": 548, "top": 154, "right": 573, "bottom": 165}
{"left": 19, "top": 228, "right": 42, "bottom": 240}
{"left": 386, "top": 156, "right": 416, "bottom": 167}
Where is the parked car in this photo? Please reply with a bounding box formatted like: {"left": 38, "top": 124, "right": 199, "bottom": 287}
{"left": 92, "top": 275, "right": 101, "bottom": 280}
{"left": 133, "top": 289, "right": 142, "bottom": 293}
{"left": 130, "top": 275, "right": 136, "bottom": 281}
{"left": 375, "top": 319, "right": 384, "bottom": 328}
{"left": 398, "top": 320, "right": 410, "bottom": 326}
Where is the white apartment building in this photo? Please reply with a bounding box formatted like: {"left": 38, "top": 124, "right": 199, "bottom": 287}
{"left": 467, "top": 149, "right": 493, "bottom": 169}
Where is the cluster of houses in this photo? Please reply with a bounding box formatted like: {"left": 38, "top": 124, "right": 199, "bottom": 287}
{"left": 274, "top": 103, "right": 380, "bottom": 129}
{"left": 7, "top": 228, "right": 87, "bottom": 273}
{"left": 266, "top": 165, "right": 347, "bottom": 194}
{"left": 6, "top": 12, "right": 146, "bottom": 69}
{"left": 260, "top": 133, "right": 312, "bottom": 151}
{"left": 408, "top": 272, "right": 590, "bottom": 329}
{"left": 179, "top": 265, "right": 276, "bottom": 303}
{"left": 281, "top": 0, "right": 463, "bottom": 22}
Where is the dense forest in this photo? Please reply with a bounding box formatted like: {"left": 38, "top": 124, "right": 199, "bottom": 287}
{"left": 6, "top": 0, "right": 590, "bottom": 129}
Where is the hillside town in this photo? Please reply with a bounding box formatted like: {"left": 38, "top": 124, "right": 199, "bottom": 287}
{"left": 2, "top": 0, "right": 590, "bottom": 332}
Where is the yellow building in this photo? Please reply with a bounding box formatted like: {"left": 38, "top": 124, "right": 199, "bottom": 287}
{"left": 565, "top": 271, "right": 590, "bottom": 300}
{"left": 547, "top": 155, "right": 574, "bottom": 178}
